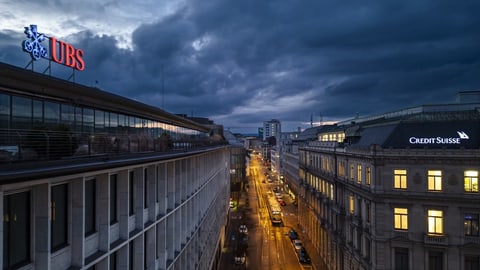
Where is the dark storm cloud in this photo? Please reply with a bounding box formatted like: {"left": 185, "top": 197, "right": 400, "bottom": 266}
{"left": 1, "top": 0, "right": 480, "bottom": 132}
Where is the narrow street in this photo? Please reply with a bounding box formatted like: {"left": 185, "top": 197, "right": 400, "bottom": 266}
{"left": 219, "top": 153, "right": 328, "bottom": 270}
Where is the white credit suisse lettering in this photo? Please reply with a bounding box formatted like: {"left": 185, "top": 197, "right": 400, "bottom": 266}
{"left": 409, "top": 136, "right": 461, "bottom": 144}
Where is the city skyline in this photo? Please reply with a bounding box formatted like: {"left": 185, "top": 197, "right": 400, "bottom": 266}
{"left": 1, "top": 0, "right": 480, "bottom": 133}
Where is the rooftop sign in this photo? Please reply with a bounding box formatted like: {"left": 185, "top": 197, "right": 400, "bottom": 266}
{"left": 22, "top": 25, "right": 85, "bottom": 71}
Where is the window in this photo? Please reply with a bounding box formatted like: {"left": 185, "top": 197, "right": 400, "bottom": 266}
{"left": 464, "top": 214, "right": 479, "bottom": 236}
{"left": 12, "top": 96, "right": 32, "bottom": 129}
{"left": 394, "top": 208, "right": 408, "bottom": 230}
{"left": 350, "top": 164, "right": 355, "bottom": 181}
{"left": 428, "top": 170, "right": 442, "bottom": 191}
{"left": 428, "top": 210, "right": 443, "bottom": 235}
{"left": 144, "top": 168, "right": 148, "bottom": 209}
{"left": 110, "top": 175, "right": 118, "bottom": 225}
{"left": 51, "top": 184, "right": 69, "bottom": 251}
{"left": 3, "top": 191, "right": 31, "bottom": 268}
{"left": 110, "top": 252, "right": 117, "bottom": 270}
{"left": 0, "top": 93, "right": 10, "bottom": 129}
{"left": 349, "top": 194, "right": 355, "bottom": 214}
{"left": 357, "top": 164, "right": 362, "bottom": 184}
{"left": 464, "top": 170, "right": 479, "bottom": 192}
{"left": 85, "top": 179, "right": 96, "bottom": 236}
{"left": 465, "top": 256, "right": 480, "bottom": 270}
{"left": 129, "top": 171, "right": 134, "bottom": 216}
{"left": 366, "top": 202, "right": 371, "bottom": 223}
{"left": 394, "top": 169, "right": 407, "bottom": 190}
{"left": 428, "top": 251, "right": 443, "bottom": 270}
{"left": 395, "top": 248, "right": 409, "bottom": 270}
{"left": 366, "top": 167, "right": 371, "bottom": 185}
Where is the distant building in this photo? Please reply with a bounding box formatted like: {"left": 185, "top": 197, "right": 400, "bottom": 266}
{"left": 0, "top": 62, "right": 230, "bottom": 270}
{"left": 262, "top": 119, "right": 281, "bottom": 142}
{"left": 298, "top": 93, "right": 480, "bottom": 270}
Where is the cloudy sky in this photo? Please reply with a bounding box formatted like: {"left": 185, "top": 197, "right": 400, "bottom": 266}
{"left": 1, "top": 0, "right": 480, "bottom": 133}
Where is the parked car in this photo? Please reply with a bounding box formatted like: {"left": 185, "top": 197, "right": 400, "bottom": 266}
{"left": 275, "top": 192, "right": 283, "bottom": 199}
{"left": 293, "top": 239, "right": 303, "bottom": 251}
{"left": 288, "top": 229, "right": 299, "bottom": 241}
{"left": 234, "top": 249, "right": 246, "bottom": 265}
{"left": 278, "top": 199, "right": 286, "bottom": 206}
{"left": 298, "top": 247, "right": 311, "bottom": 264}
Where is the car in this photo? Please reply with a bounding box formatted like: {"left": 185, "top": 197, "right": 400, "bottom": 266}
{"left": 298, "top": 247, "right": 311, "bottom": 264}
{"left": 288, "top": 229, "right": 299, "bottom": 241}
{"left": 279, "top": 200, "right": 286, "bottom": 206}
{"left": 272, "top": 186, "right": 279, "bottom": 192}
{"left": 293, "top": 239, "right": 303, "bottom": 251}
{"left": 239, "top": 224, "right": 248, "bottom": 234}
{"left": 234, "top": 249, "right": 246, "bottom": 265}
{"left": 275, "top": 192, "right": 283, "bottom": 199}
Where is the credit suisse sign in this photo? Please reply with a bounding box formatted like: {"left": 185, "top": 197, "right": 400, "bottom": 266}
{"left": 408, "top": 131, "right": 469, "bottom": 145}
{"left": 22, "top": 25, "right": 85, "bottom": 71}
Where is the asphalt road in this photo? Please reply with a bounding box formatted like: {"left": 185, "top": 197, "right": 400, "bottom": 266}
{"left": 219, "top": 155, "right": 320, "bottom": 270}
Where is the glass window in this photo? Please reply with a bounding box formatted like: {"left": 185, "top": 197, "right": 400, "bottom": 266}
{"left": 428, "top": 251, "right": 443, "bottom": 270}
{"left": 465, "top": 171, "right": 479, "bottom": 192}
{"left": 366, "top": 167, "right": 371, "bottom": 185}
{"left": 0, "top": 93, "right": 9, "bottom": 129}
{"left": 3, "top": 191, "right": 31, "bottom": 268}
{"left": 33, "top": 100, "right": 43, "bottom": 126}
{"left": 51, "top": 184, "right": 69, "bottom": 251}
{"left": 395, "top": 248, "right": 409, "bottom": 270}
{"left": 110, "top": 175, "right": 118, "bottom": 225}
{"left": 44, "top": 101, "right": 60, "bottom": 126}
{"left": 357, "top": 164, "right": 362, "bottom": 184}
{"left": 464, "top": 214, "right": 479, "bottom": 236}
{"left": 12, "top": 96, "right": 32, "bottom": 129}
{"left": 129, "top": 171, "right": 134, "bottom": 216}
{"left": 95, "top": 110, "right": 105, "bottom": 133}
{"left": 60, "top": 104, "right": 75, "bottom": 127}
{"left": 428, "top": 210, "right": 443, "bottom": 235}
{"left": 465, "top": 256, "right": 480, "bottom": 270}
{"left": 144, "top": 169, "right": 148, "bottom": 209}
{"left": 394, "top": 169, "right": 407, "bottom": 190}
{"left": 83, "top": 108, "right": 94, "bottom": 133}
{"left": 394, "top": 208, "right": 408, "bottom": 230}
{"left": 350, "top": 164, "right": 355, "bottom": 181}
{"left": 349, "top": 194, "right": 355, "bottom": 214}
{"left": 85, "top": 179, "right": 96, "bottom": 236}
{"left": 428, "top": 170, "right": 442, "bottom": 191}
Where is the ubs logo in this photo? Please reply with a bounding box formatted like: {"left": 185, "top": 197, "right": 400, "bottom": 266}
{"left": 22, "top": 25, "right": 85, "bottom": 71}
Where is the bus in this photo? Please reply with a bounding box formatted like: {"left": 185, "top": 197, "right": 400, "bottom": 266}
{"left": 267, "top": 195, "right": 282, "bottom": 225}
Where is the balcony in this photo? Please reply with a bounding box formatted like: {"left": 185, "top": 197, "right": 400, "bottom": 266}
{"left": 463, "top": 236, "right": 480, "bottom": 245}
{"left": 392, "top": 230, "right": 409, "bottom": 240}
{"left": 424, "top": 234, "right": 448, "bottom": 246}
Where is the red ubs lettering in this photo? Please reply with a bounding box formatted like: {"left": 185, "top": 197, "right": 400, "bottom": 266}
{"left": 50, "top": 37, "right": 85, "bottom": 71}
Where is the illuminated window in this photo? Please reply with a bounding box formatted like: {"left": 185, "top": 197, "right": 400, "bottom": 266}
{"left": 394, "top": 208, "right": 408, "bottom": 230}
{"left": 357, "top": 164, "right": 362, "bottom": 184}
{"left": 366, "top": 167, "right": 371, "bottom": 185}
{"left": 464, "top": 214, "right": 479, "bottom": 236}
{"left": 464, "top": 171, "right": 479, "bottom": 192}
{"left": 349, "top": 194, "right": 355, "bottom": 214}
{"left": 394, "top": 169, "right": 407, "bottom": 190}
{"left": 428, "top": 210, "right": 443, "bottom": 235}
{"left": 428, "top": 170, "right": 442, "bottom": 191}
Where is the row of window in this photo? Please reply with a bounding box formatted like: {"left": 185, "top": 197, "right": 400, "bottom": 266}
{"left": 0, "top": 93, "right": 203, "bottom": 139}
{"left": 3, "top": 171, "right": 142, "bottom": 268}
{"left": 394, "top": 169, "right": 479, "bottom": 192}
{"left": 394, "top": 207, "right": 480, "bottom": 236}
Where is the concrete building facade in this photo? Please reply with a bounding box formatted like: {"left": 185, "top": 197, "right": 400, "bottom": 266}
{"left": 298, "top": 100, "right": 480, "bottom": 270}
{"left": 0, "top": 62, "right": 230, "bottom": 270}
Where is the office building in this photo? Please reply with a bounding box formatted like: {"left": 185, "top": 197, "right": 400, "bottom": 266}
{"left": 0, "top": 62, "right": 230, "bottom": 270}
{"left": 298, "top": 94, "right": 480, "bottom": 270}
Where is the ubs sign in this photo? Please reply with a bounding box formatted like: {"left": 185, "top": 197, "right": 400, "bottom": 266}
{"left": 22, "top": 25, "right": 85, "bottom": 71}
